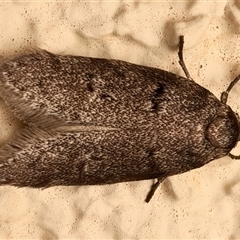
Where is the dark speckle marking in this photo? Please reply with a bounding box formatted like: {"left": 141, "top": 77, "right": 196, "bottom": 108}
{"left": 151, "top": 83, "right": 164, "bottom": 112}
{"left": 100, "top": 93, "right": 116, "bottom": 101}
{"left": 87, "top": 82, "right": 94, "bottom": 92}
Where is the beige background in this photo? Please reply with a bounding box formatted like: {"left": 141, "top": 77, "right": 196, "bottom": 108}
{"left": 0, "top": 1, "right": 240, "bottom": 239}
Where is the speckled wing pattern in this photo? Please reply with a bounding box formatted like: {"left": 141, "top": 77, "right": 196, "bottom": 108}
{"left": 0, "top": 50, "right": 232, "bottom": 187}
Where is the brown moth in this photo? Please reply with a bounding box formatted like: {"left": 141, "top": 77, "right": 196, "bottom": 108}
{"left": 0, "top": 36, "right": 239, "bottom": 202}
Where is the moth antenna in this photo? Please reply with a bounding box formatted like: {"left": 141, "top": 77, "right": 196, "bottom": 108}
{"left": 178, "top": 35, "right": 193, "bottom": 81}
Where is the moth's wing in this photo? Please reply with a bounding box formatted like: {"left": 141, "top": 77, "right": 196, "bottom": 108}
{"left": 0, "top": 127, "right": 168, "bottom": 187}
{"left": 0, "top": 49, "right": 229, "bottom": 188}
{"left": 0, "top": 50, "right": 66, "bottom": 128}
{"left": 0, "top": 49, "right": 176, "bottom": 129}
{"left": 0, "top": 49, "right": 174, "bottom": 186}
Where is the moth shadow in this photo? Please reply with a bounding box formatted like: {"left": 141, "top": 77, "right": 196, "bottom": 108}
{"left": 223, "top": 177, "right": 240, "bottom": 195}
{"left": 161, "top": 178, "right": 179, "bottom": 201}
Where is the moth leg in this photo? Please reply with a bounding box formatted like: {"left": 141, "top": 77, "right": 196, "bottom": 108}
{"left": 178, "top": 35, "right": 193, "bottom": 81}
{"left": 228, "top": 153, "right": 240, "bottom": 160}
{"left": 145, "top": 177, "right": 166, "bottom": 203}
{"left": 221, "top": 75, "right": 240, "bottom": 104}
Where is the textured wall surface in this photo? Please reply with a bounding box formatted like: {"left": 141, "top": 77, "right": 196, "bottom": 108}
{"left": 0, "top": 1, "right": 240, "bottom": 239}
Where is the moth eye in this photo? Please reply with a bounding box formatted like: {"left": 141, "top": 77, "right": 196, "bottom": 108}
{"left": 206, "top": 113, "right": 239, "bottom": 149}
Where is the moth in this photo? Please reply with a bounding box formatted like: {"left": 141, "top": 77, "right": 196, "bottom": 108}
{"left": 0, "top": 36, "right": 239, "bottom": 203}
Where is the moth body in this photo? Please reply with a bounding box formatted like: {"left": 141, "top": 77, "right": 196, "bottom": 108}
{"left": 0, "top": 37, "right": 239, "bottom": 202}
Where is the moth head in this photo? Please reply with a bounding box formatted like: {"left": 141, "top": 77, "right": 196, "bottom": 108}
{"left": 206, "top": 107, "right": 240, "bottom": 149}
{"left": 206, "top": 75, "right": 240, "bottom": 154}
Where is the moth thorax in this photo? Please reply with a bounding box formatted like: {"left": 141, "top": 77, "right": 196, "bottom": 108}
{"left": 206, "top": 113, "right": 240, "bottom": 149}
